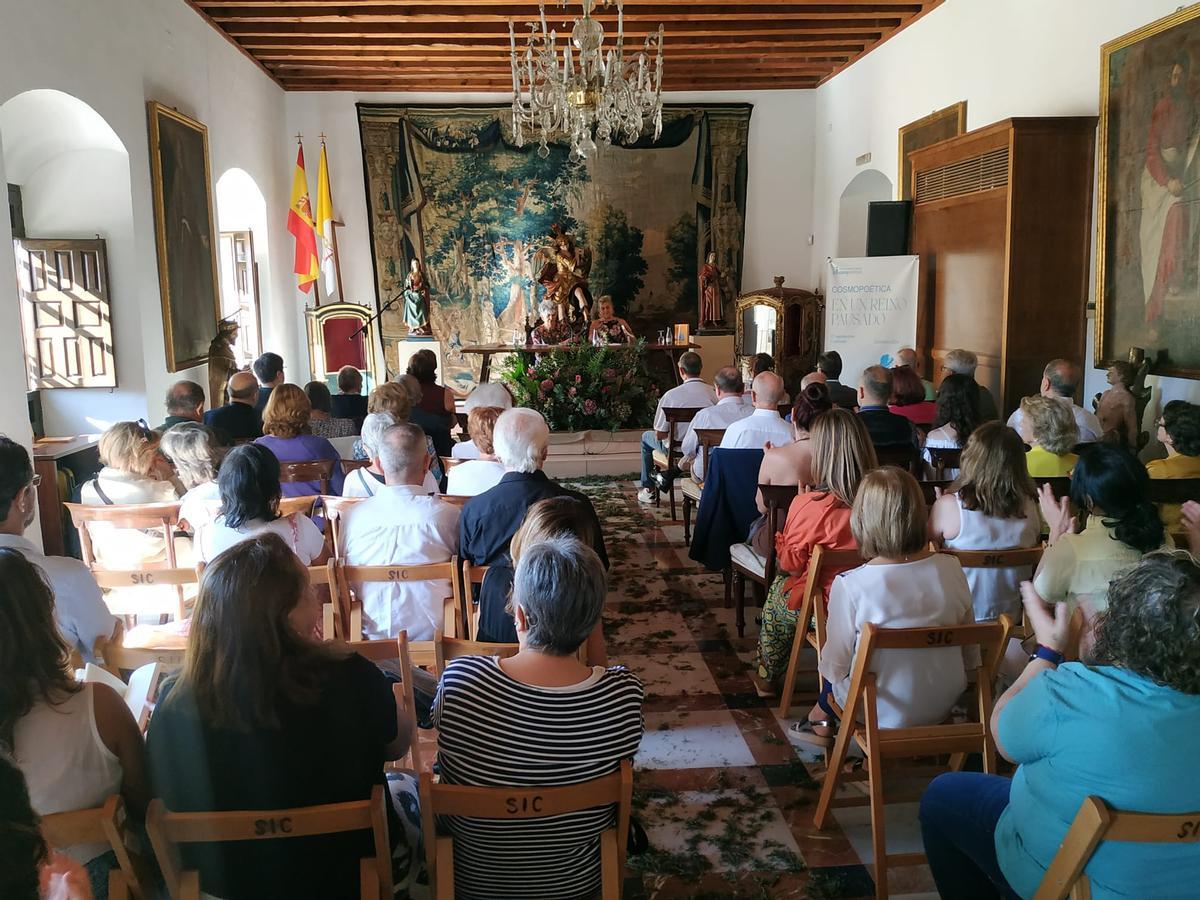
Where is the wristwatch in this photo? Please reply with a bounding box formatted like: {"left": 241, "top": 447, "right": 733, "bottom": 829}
{"left": 1030, "top": 644, "right": 1065, "bottom": 666}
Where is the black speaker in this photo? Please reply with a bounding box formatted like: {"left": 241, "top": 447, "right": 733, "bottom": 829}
{"left": 866, "top": 200, "right": 912, "bottom": 257}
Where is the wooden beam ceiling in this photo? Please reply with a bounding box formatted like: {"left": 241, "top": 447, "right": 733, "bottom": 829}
{"left": 185, "top": 0, "right": 943, "bottom": 92}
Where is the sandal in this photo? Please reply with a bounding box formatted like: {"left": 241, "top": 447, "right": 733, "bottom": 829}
{"left": 790, "top": 718, "right": 835, "bottom": 748}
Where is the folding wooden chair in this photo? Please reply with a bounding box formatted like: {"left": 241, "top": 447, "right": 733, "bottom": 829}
{"left": 925, "top": 447, "right": 962, "bottom": 479}
{"left": 346, "top": 631, "right": 423, "bottom": 772}
{"left": 419, "top": 759, "right": 633, "bottom": 900}
{"left": 812, "top": 620, "right": 1005, "bottom": 900}
{"left": 777, "top": 545, "right": 865, "bottom": 717}
{"left": 147, "top": 787, "right": 393, "bottom": 900}
{"left": 41, "top": 795, "right": 147, "bottom": 899}
{"left": 653, "top": 406, "right": 705, "bottom": 520}
{"left": 434, "top": 631, "right": 519, "bottom": 676}
{"left": 681, "top": 427, "right": 725, "bottom": 546}
{"left": 1034, "top": 795, "right": 1200, "bottom": 900}
{"left": 279, "top": 459, "right": 335, "bottom": 495}
{"left": 729, "top": 483, "right": 798, "bottom": 637}
{"left": 460, "top": 559, "right": 489, "bottom": 640}
{"left": 323, "top": 495, "right": 365, "bottom": 559}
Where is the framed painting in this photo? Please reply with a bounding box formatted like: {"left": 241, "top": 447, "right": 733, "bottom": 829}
{"left": 897, "top": 101, "right": 966, "bottom": 200}
{"left": 147, "top": 102, "right": 222, "bottom": 372}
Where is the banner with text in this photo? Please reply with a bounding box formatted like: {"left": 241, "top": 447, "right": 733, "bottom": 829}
{"left": 824, "top": 256, "right": 919, "bottom": 388}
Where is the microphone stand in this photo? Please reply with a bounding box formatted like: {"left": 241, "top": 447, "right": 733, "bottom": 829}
{"left": 350, "top": 291, "right": 403, "bottom": 340}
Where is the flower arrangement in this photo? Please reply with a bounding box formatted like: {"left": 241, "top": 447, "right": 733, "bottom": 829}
{"left": 499, "top": 340, "right": 659, "bottom": 432}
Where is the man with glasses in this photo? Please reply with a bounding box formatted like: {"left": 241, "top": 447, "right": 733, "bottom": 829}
{"left": 0, "top": 437, "right": 118, "bottom": 661}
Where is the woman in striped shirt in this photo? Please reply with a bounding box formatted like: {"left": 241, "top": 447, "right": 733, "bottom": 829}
{"left": 431, "top": 535, "right": 644, "bottom": 899}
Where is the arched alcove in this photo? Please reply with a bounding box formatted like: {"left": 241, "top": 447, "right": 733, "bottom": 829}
{"left": 0, "top": 89, "right": 142, "bottom": 434}
{"left": 215, "top": 167, "right": 270, "bottom": 367}
{"left": 836, "top": 169, "right": 894, "bottom": 258}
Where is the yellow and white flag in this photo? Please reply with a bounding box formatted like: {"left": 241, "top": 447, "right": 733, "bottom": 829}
{"left": 316, "top": 139, "right": 337, "bottom": 299}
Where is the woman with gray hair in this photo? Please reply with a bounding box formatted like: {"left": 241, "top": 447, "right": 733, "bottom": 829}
{"left": 159, "top": 422, "right": 225, "bottom": 533}
{"left": 432, "top": 534, "right": 643, "bottom": 900}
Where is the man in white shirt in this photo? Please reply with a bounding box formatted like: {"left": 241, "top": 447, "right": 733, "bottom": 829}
{"left": 679, "top": 366, "right": 751, "bottom": 482}
{"left": 451, "top": 382, "right": 514, "bottom": 460}
{"left": 1005, "top": 358, "right": 1102, "bottom": 443}
{"left": 720, "top": 371, "right": 793, "bottom": 451}
{"left": 0, "top": 438, "right": 118, "bottom": 661}
{"left": 339, "top": 423, "right": 460, "bottom": 640}
{"left": 638, "top": 351, "right": 714, "bottom": 504}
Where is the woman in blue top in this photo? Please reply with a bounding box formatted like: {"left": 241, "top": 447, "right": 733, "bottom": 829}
{"left": 919, "top": 551, "right": 1200, "bottom": 898}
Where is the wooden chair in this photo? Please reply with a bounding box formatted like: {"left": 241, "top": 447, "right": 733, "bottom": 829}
{"left": 813, "top": 620, "right": 1005, "bottom": 900}
{"left": 419, "top": 759, "right": 633, "bottom": 900}
{"left": 460, "top": 559, "right": 489, "bottom": 640}
{"left": 323, "top": 495, "right": 366, "bottom": 558}
{"left": 1034, "top": 795, "right": 1200, "bottom": 900}
{"left": 147, "top": 787, "right": 393, "bottom": 900}
{"left": 728, "top": 483, "right": 798, "bottom": 638}
{"left": 346, "top": 632, "right": 423, "bottom": 772}
{"left": 341, "top": 458, "right": 371, "bottom": 474}
{"left": 925, "top": 447, "right": 962, "bottom": 479}
{"left": 681, "top": 427, "right": 725, "bottom": 546}
{"left": 652, "top": 406, "right": 705, "bottom": 520}
{"left": 279, "top": 459, "right": 335, "bottom": 495}
{"left": 434, "top": 631, "right": 519, "bottom": 676}
{"left": 41, "top": 795, "right": 146, "bottom": 899}
{"left": 874, "top": 443, "right": 921, "bottom": 474}
{"left": 776, "top": 545, "right": 865, "bottom": 717}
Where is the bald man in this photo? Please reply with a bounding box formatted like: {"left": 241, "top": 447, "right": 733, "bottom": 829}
{"left": 203, "top": 369, "right": 263, "bottom": 441}
{"left": 719, "top": 371, "right": 793, "bottom": 451}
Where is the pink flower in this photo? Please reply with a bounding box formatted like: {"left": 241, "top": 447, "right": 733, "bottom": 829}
{"left": 575, "top": 374, "right": 582, "bottom": 383}
{"left": 539, "top": 378, "right": 554, "bottom": 392}
{"left": 583, "top": 399, "right": 597, "bottom": 414}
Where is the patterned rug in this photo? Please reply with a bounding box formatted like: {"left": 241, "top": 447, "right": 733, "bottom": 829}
{"left": 563, "top": 478, "right": 939, "bottom": 900}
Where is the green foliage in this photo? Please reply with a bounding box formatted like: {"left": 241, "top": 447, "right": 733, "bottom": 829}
{"left": 498, "top": 341, "right": 659, "bottom": 432}
{"left": 665, "top": 213, "right": 699, "bottom": 307}
{"left": 590, "top": 205, "right": 648, "bottom": 314}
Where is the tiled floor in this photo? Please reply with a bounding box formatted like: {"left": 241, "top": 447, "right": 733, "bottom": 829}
{"left": 568, "top": 478, "right": 943, "bottom": 899}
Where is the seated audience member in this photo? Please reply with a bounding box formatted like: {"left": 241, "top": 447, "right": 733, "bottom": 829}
{"left": 432, "top": 536, "right": 643, "bottom": 900}
{"left": 157, "top": 380, "right": 205, "bottom": 433}
{"left": 1017, "top": 393, "right": 1080, "bottom": 477}
{"left": 678, "top": 366, "right": 751, "bottom": 482}
{"left": 399, "top": 372, "right": 454, "bottom": 461}
{"left": 1096, "top": 360, "right": 1139, "bottom": 449}
{"left": 461, "top": 408, "right": 608, "bottom": 621}
{"left": 3, "top": 550, "right": 147, "bottom": 893}
{"left": 888, "top": 364, "right": 937, "bottom": 426}
{"left": 203, "top": 370, "right": 263, "bottom": 442}
{"left": 589, "top": 295, "right": 635, "bottom": 345}
{"left": 147, "top": 534, "right": 420, "bottom": 899}
{"left": 340, "top": 424, "right": 459, "bottom": 640}
{"left": 856, "top": 365, "right": 920, "bottom": 450}
{"left": 81, "top": 422, "right": 179, "bottom": 568}
{"left": 477, "top": 496, "right": 609, "bottom": 668}
{"left": 329, "top": 365, "right": 368, "bottom": 428}
{"left": 446, "top": 407, "right": 505, "bottom": 497}
{"left": 160, "top": 422, "right": 225, "bottom": 534}
{"left": 941, "top": 348, "right": 999, "bottom": 421}
{"left": 254, "top": 383, "right": 345, "bottom": 497}
{"left": 923, "top": 373, "right": 981, "bottom": 478}
{"left": 1148, "top": 401, "right": 1200, "bottom": 532}
{"left": 754, "top": 383, "right": 833, "bottom": 517}
{"left": 638, "top": 351, "right": 714, "bottom": 504}
{"left": 252, "top": 351, "right": 285, "bottom": 413}
{"left": 803, "top": 467, "right": 975, "bottom": 743}
{"left": 196, "top": 444, "right": 325, "bottom": 565}
{"left": 895, "top": 347, "right": 935, "bottom": 400}
{"left": 920, "top": 552, "right": 1200, "bottom": 899}
{"left": 1006, "top": 358, "right": 1102, "bottom": 443}
{"left": 304, "top": 381, "right": 357, "bottom": 441}
{"left": 720, "top": 371, "right": 792, "bottom": 451}
{"left": 817, "top": 350, "right": 858, "bottom": 410}
{"left": 929, "top": 422, "right": 1040, "bottom": 622}
{"left": 753, "top": 409, "right": 874, "bottom": 694}
{"left": 1034, "top": 443, "right": 1168, "bottom": 624}
{"left": 452, "top": 383, "right": 514, "bottom": 460}
{"left": 352, "top": 383, "right": 443, "bottom": 488}
{"left": 0, "top": 437, "right": 117, "bottom": 662}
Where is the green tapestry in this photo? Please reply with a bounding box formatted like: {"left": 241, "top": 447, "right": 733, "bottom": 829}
{"left": 357, "top": 103, "right": 751, "bottom": 390}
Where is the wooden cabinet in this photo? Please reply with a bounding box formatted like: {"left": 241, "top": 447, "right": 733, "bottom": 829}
{"left": 908, "top": 117, "right": 1097, "bottom": 417}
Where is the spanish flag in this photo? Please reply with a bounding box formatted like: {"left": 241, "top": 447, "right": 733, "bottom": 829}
{"left": 315, "top": 140, "right": 337, "bottom": 299}
{"left": 287, "top": 143, "right": 319, "bottom": 294}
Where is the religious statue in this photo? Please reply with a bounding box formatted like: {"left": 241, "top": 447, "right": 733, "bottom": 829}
{"left": 206, "top": 317, "right": 240, "bottom": 407}
{"left": 699, "top": 252, "right": 725, "bottom": 327}
{"left": 403, "top": 257, "right": 433, "bottom": 337}
{"left": 537, "top": 224, "right": 593, "bottom": 325}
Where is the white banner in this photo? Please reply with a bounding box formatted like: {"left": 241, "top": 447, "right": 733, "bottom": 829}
{"left": 824, "top": 256, "right": 920, "bottom": 388}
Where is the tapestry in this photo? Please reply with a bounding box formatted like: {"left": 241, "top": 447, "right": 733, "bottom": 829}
{"left": 357, "top": 103, "right": 751, "bottom": 389}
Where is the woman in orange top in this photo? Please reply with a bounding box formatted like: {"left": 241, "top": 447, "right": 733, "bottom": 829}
{"left": 752, "top": 409, "right": 877, "bottom": 694}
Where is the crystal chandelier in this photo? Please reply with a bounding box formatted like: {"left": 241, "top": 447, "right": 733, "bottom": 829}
{"left": 509, "top": 0, "right": 664, "bottom": 160}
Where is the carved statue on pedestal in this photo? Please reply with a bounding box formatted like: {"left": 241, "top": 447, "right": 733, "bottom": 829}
{"left": 699, "top": 252, "right": 725, "bottom": 327}
{"left": 206, "top": 318, "right": 240, "bottom": 406}
{"left": 403, "top": 258, "right": 433, "bottom": 337}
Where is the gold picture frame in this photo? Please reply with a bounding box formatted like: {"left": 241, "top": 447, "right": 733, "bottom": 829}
{"left": 897, "top": 101, "right": 967, "bottom": 200}
{"left": 1096, "top": 6, "right": 1200, "bottom": 380}
{"left": 147, "top": 102, "right": 222, "bottom": 372}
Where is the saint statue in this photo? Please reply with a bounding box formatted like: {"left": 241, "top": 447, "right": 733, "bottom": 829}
{"left": 537, "top": 224, "right": 593, "bottom": 325}
{"left": 699, "top": 252, "right": 725, "bottom": 327}
{"left": 206, "top": 318, "right": 240, "bottom": 407}
{"left": 403, "top": 258, "right": 433, "bottom": 337}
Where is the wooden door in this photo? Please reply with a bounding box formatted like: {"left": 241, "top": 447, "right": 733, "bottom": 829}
{"left": 14, "top": 238, "right": 117, "bottom": 389}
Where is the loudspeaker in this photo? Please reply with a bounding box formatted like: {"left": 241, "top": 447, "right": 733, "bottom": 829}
{"left": 866, "top": 200, "right": 912, "bottom": 257}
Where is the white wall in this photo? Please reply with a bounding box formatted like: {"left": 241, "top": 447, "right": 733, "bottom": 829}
{"left": 811, "top": 0, "right": 1200, "bottom": 429}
